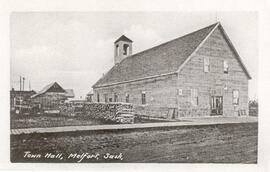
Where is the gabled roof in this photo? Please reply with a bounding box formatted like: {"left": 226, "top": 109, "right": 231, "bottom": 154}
{"left": 87, "top": 90, "right": 94, "bottom": 95}
{"left": 114, "top": 35, "right": 133, "bottom": 43}
{"left": 65, "top": 89, "right": 75, "bottom": 98}
{"left": 217, "top": 24, "right": 252, "bottom": 79}
{"left": 31, "top": 82, "right": 74, "bottom": 98}
{"left": 93, "top": 22, "right": 251, "bottom": 88}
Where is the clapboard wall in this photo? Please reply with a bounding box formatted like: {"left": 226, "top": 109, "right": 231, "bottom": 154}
{"left": 93, "top": 74, "right": 178, "bottom": 118}
{"left": 93, "top": 25, "right": 250, "bottom": 118}
{"left": 177, "top": 26, "right": 249, "bottom": 117}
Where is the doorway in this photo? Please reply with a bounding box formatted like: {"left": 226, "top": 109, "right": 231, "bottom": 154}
{"left": 211, "top": 96, "right": 223, "bottom": 115}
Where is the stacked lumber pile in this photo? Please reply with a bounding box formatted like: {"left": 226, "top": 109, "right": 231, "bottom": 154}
{"left": 59, "top": 103, "right": 76, "bottom": 116}
{"left": 60, "top": 102, "right": 85, "bottom": 116}
{"left": 83, "top": 102, "right": 134, "bottom": 123}
{"left": 59, "top": 102, "right": 134, "bottom": 123}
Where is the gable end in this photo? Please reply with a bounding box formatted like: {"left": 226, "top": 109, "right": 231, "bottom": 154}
{"left": 178, "top": 23, "right": 251, "bottom": 80}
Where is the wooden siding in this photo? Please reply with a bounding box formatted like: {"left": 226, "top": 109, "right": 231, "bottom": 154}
{"left": 32, "top": 92, "right": 67, "bottom": 110}
{"left": 93, "top": 25, "right": 249, "bottom": 119}
{"left": 177, "top": 26, "right": 249, "bottom": 117}
{"left": 93, "top": 74, "right": 178, "bottom": 118}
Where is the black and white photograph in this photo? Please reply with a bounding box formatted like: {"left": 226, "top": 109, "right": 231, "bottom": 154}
{"left": 8, "top": 11, "right": 259, "bottom": 164}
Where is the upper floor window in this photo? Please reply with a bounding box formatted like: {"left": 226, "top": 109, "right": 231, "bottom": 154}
{"left": 233, "top": 90, "right": 239, "bottom": 105}
{"left": 123, "top": 44, "right": 129, "bottom": 55}
{"left": 224, "top": 60, "right": 229, "bottom": 74}
{"left": 141, "top": 91, "right": 146, "bottom": 105}
{"left": 204, "top": 57, "right": 210, "bottom": 72}
{"left": 178, "top": 89, "right": 183, "bottom": 96}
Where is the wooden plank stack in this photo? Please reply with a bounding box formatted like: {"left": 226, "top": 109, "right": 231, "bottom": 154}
{"left": 59, "top": 102, "right": 134, "bottom": 123}
{"left": 59, "top": 103, "right": 76, "bottom": 116}
{"left": 83, "top": 103, "right": 134, "bottom": 122}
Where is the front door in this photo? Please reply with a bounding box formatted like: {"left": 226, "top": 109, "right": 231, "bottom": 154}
{"left": 211, "top": 96, "right": 223, "bottom": 115}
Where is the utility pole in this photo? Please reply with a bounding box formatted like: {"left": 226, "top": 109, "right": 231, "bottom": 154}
{"left": 22, "top": 77, "right": 25, "bottom": 91}
{"left": 29, "top": 80, "right": 31, "bottom": 91}
{"left": 19, "top": 76, "right": 21, "bottom": 91}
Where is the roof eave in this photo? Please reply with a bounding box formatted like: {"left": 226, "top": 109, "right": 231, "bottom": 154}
{"left": 93, "top": 71, "right": 178, "bottom": 88}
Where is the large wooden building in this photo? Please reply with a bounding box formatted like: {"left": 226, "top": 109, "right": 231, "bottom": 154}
{"left": 92, "top": 22, "right": 251, "bottom": 118}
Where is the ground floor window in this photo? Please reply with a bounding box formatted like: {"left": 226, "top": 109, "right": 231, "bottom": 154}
{"left": 141, "top": 91, "right": 146, "bottom": 105}
{"left": 211, "top": 96, "right": 223, "bottom": 115}
{"left": 104, "top": 94, "right": 108, "bottom": 103}
{"left": 86, "top": 94, "right": 93, "bottom": 102}
{"left": 15, "top": 97, "right": 22, "bottom": 105}
{"left": 97, "top": 93, "right": 100, "bottom": 102}
{"left": 233, "top": 90, "right": 239, "bottom": 105}
{"left": 191, "top": 89, "right": 198, "bottom": 106}
{"left": 114, "top": 93, "right": 118, "bottom": 102}
{"left": 125, "top": 93, "right": 130, "bottom": 103}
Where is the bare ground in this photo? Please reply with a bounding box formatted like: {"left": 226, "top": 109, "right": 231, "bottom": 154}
{"left": 10, "top": 113, "right": 168, "bottom": 129}
{"left": 10, "top": 114, "right": 114, "bottom": 129}
{"left": 10, "top": 122, "right": 257, "bottom": 163}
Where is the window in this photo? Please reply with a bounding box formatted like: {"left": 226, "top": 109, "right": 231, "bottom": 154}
{"left": 15, "top": 97, "right": 22, "bottom": 105}
{"left": 191, "top": 89, "right": 199, "bottom": 106}
{"left": 123, "top": 44, "right": 129, "bottom": 55}
{"left": 109, "top": 98, "right": 112, "bottom": 102}
{"left": 96, "top": 94, "right": 100, "bottom": 103}
{"left": 114, "top": 93, "right": 118, "bottom": 102}
{"left": 125, "top": 93, "right": 130, "bottom": 103}
{"left": 224, "top": 60, "right": 229, "bottom": 74}
{"left": 87, "top": 94, "right": 93, "bottom": 102}
{"left": 104, "top": 94, "right": 108, "bottom": 103}
{"left": 233, "top": 90, "right": 239, "bottom": 105}
{"left": 178, "top": 89, "right": 183, "bottom": 96}
{"left": 141, "top": 92, "right": 146, "bottom": 105}
{"left": 204, "top": 57, "right": 210, "bottom": 72}
{"left": 116, "top": 45, "right": 119, "bottom": 56}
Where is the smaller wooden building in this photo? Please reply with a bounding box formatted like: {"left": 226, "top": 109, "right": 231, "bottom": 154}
{"left": 31, "top": 82, "right": 75, "bottom": 111}
{"left": 10, "top": 88, "right": 36, "bottom": 112}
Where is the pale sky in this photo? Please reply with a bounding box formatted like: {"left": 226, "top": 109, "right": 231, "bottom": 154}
{"left": 10, "top": 12, "right": 257, "bottom": 99}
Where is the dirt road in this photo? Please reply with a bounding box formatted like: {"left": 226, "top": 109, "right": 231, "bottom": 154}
{"left": 11, "top": 122, "right": 257, "bottom": 163}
